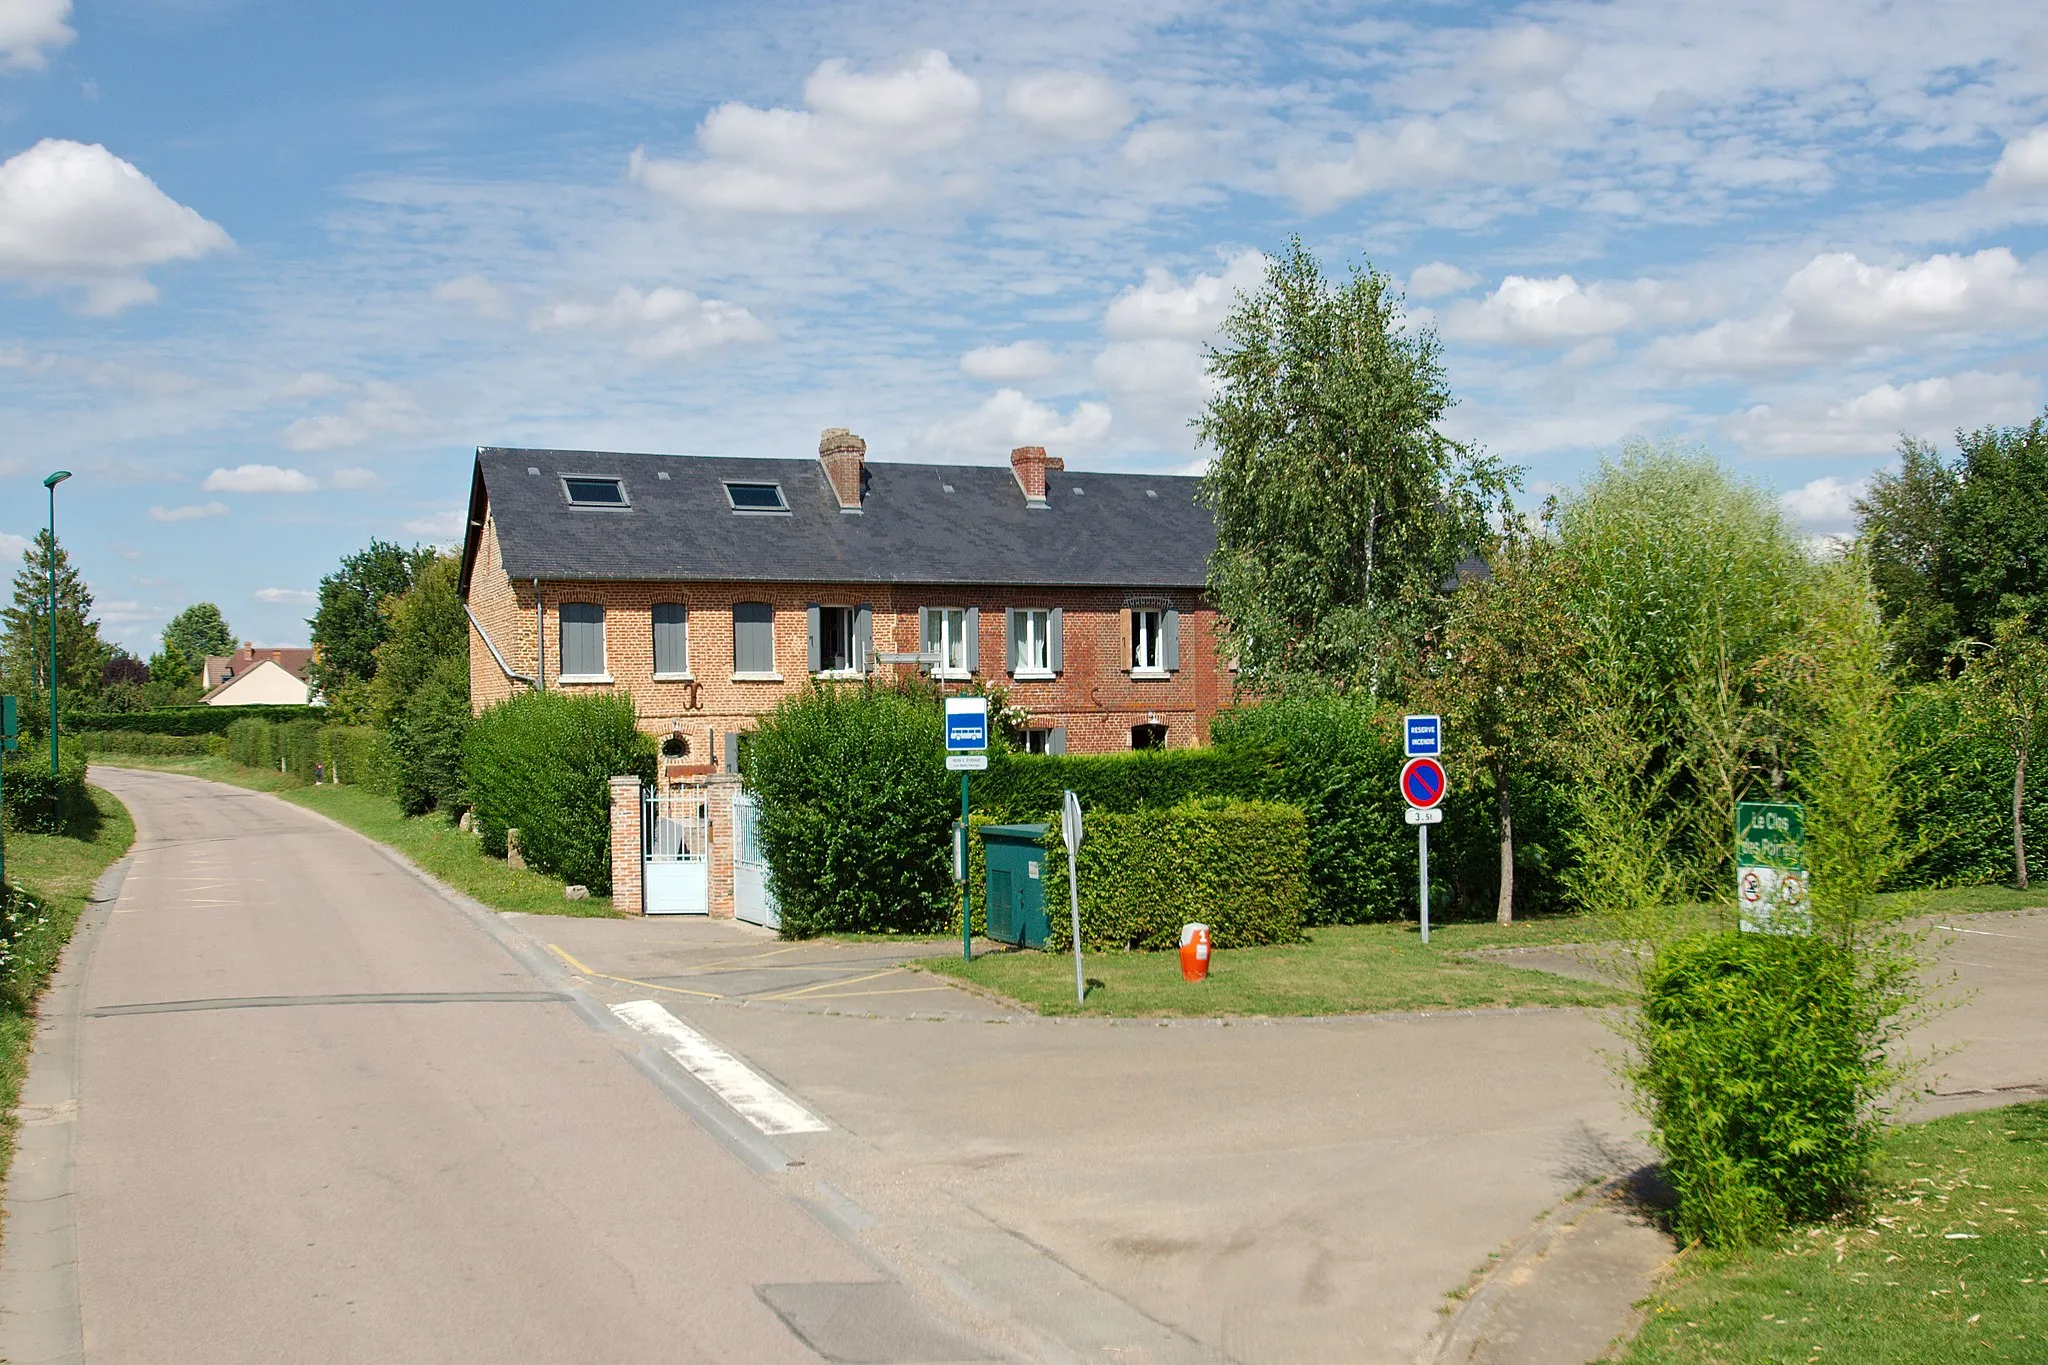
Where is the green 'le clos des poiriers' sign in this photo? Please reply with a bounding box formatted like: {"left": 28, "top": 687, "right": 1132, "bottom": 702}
{"left": 1735, "top": 800, "right": 1810, "bottom": 936}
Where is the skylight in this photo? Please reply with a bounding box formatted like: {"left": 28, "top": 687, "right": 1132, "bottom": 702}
{"left": 725, "top": 482, "right": 789, "bottom": 513}
{"left": 562, "top": 476, "right": 627, "bottom": 507}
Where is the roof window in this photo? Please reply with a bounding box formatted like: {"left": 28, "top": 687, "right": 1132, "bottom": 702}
{"left": 725, "top": 482, "right": 789, "bottom": 514}
{"left": 563, "top": 476, "right": 627, "bottom": 507}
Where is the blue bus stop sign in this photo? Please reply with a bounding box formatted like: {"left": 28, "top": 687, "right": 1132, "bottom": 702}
{"left": 944, "top": 697, "right": 988, "bottom": 752}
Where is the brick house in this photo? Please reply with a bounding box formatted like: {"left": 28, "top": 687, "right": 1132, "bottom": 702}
{"left": 456, "top": 430, "right": 1228, "bottom": 769}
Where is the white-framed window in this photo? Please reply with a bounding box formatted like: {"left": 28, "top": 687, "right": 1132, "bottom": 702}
{"left": 809, "top": 603, "right": 870, "bottom": 676}
{"left": 1020, "top": 727, "right": 1064, "bottom": 754}
{"left": 1006, "top": 607, "right": 1061, "bottom": 678}
{"left": 923, "top": 607, "right": 972, "bottom": 677}
{"left": 558, "top": 602, "right": 609, "bottom": 681}
{"left": 1131, "top": 609, "right": 1163, "bottom": 673}
{"left": 652, "top": 604, "right": 689, "bottom": 678}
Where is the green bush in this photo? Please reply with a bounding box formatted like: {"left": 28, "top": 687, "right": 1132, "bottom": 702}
{"left": 385, "top": 664, "right": 469, "bottom": 815}
{"left": 2, "top": 740, "right": 90, "bottom": 834}
{"left": 1889, "top": 681, "right": 2039, "bottom": 889}
{"left": 65, "top": 705, "right": 322, "bottom": 736}
{"left": 1040, "top": 798, "right": 1308, "bottom": 951}
{"left": 72, "top": 730, "right": 214, "bottom": 756}
{"left": 745, "top": 683, "right": 955, "bottom": 938}
{"left": 979, "top": 747, "right": 1273, "bottom": 821}
{"left": 1633, "top": 932, "right": 1901, "bottom": 1247}
{"left": 464, "top": 691, "right": 653, "bottom": 894}
{"left": 319, "top": 726, "right": 394, "bottom": 794}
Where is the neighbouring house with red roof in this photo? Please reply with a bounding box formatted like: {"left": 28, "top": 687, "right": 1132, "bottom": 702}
{"left": 201, "top": 645, "right": 319, "bottom": 706}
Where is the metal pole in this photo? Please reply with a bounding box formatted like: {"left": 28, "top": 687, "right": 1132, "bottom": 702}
{"left": 1068, "top": 844, "right": 1083, "bottom": 1005}
{"left": 46, "top": 482, "right": 59, "bottom": 777}
{"left": 1419, "top": 823, "right": 1431, "bottom": 946}
{"left": 960, "top": 771, "right": 972, "bottom": 962}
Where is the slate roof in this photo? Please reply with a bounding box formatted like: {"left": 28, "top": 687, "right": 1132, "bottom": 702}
{"left": 461, "top": 447, "right": 1216, "bottom": 593}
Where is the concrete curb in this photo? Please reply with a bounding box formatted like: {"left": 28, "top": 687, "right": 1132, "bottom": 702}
{"left": 1424, "top": 1173, "right": 1675, "bottom": 1365}
{"left": 0, "top": 855, "right": 130, "bottom": 1365}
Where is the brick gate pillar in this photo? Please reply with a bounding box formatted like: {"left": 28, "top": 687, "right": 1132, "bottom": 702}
{"left": 704, "top": 774, "right": 740, "bottom": 919}
{"left": 610, "top": 775, "right": 643, "bottom": 915}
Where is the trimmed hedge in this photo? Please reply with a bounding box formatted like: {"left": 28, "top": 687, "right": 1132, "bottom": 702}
{"left": 1039, "top": 798, "right": 1308, "bottom": 951}
{"left": 72, "top": 730, "right": 215, "bottom": 756}
{"left": 320, "top": 726, "right": 394, "bottom": 794}
{"left": 978, "top": 747, "right": 1275, "bottom": 821}
{"left": 64, "top": 705, "right": 322, "bottom": 736}
{"left": 745, "top": 683, "right": 955, "bottom": 937}
{"left": 1633, "top": 932, "right": 1895, "bottom": 1247}
{"left": 464, "top": 691, "right": 654, "bottom": 894}
{"left": 2, "top": 740, "right": 90, "bottom": 834}
{"left": 224, "top": 716, "right": 324, "bottom": 775}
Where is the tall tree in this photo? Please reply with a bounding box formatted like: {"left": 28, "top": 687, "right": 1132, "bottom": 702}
{"left": 1858, "top": 411, "right": 2048, "bottom": 680}
{"left": 309, "top": 539, "right": 433, "bottom": 716}
{"left": 1197, "top": 238, "right": 1512, "bottom": 695}
{"left": 1953, "top": 615, "right": 2048, "bottom": 889}
{"left": 0, "top": 530, "right": 110, "bottom": 721}
{"left": 162, "top": 602, "right": 236, "bottom": 662}
{"left": 1427, "top": 524, "right": 1586, "bottom": 924}
{"left": 368, "top": 552, "right": 472, "bottom": 815}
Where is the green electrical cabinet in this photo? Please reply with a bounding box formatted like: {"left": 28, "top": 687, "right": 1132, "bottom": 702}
{"left": 981, "top": 824, "right": 1050, "bottom": 949}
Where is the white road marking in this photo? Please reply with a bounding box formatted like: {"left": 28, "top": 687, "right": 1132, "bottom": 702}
{"left": 609, "top": 1000, "right": 828, "bottom": 1136}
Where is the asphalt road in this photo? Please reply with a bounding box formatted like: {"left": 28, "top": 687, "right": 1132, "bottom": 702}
{"left": 0, "top": 768, "right": 997, "bottom": 1365}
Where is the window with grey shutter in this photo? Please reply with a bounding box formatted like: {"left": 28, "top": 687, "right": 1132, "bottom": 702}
{"left": 1163, "top": 608, "right": 1181, "bottom": 672}
{"left": 855, "top": 604, "right": 873, "bottom": 673}
{"left": 652, "top": 604, "right": 688, "bottom": 677}
{"left": 1049, "top": 608, "right": 1063, "bottom": 672}
{"left": 733, "top": 602, "right": 775, "bottom": 675}
{"left": 559, "top": 603, "right": 605, "bottom": 678}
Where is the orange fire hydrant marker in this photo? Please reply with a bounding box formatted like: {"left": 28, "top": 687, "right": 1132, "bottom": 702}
{"left": 1179, "top": 923, "right": 1211, "bottom": 982}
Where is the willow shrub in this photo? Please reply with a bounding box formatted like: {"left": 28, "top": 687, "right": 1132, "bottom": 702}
{"left": 745, "top": 682, "right": 955, "bottom": 938}
{"left": 1040, "top": 798, "right": 1307, "bottom": 951}
{"left": 1632, "top": 933, "right": 1905, "bottom": 1247}
{"left": 464, "top": 691, "right": 653, "bottom": 894}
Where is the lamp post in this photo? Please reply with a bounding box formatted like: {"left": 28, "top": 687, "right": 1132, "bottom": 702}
{"left": 44, "top": 471, "right": 71, "bottom": 777}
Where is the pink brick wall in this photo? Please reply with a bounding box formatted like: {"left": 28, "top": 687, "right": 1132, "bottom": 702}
{"left": 609, "top": 775, "right": 642, "bottom": 915}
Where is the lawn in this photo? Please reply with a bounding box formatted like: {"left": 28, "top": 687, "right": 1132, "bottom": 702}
{"left": 91, "top": 756, "right": 618, "bottom": 918}
{"left": 918, "top": 918, "right": 1626, "bottom": 1016}
{"left": 1622, "top": 1101, "right": 2048, "bottom": 1364}
{"left": 0, "top": 785, "right": 135, "bottom": 1203}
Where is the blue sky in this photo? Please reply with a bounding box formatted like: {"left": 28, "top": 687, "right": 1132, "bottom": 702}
{"left": 2, "top": 0, "right": 2046, "bottom": 652}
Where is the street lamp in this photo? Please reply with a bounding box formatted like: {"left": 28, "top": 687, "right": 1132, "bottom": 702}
{"left": 43, "top": 471, "right": 70, "bottom": 777}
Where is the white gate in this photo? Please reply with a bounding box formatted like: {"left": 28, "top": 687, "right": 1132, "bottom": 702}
{"left": 644, "top": 785, "right": 709, "bottom": 915}
{"left": 732, "top": 791, "right": 780, "bottom": 930}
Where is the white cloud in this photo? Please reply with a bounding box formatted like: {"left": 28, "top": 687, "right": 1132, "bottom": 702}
{"left": 1092, "top": 339, "right": 1211, "bottom": 407}
{"left": 328, "top": 466, "right": 378, "bottom": 489}
{"left": 1278, "top": 119, "right": 1485, "bottom": 215}
{"left": 633, "top": 50, "right": 980, "bottom": 214}
{"left": 1441, "top": 275, "right": 1661, "bottom": 345}
{"left": 276, "top": 371, "right": 343, "bottom": 399}
{"left": 921, "top": 388, "right": 1111, "bottom": 455}
{"left": 0, "top": 0, "right": 72, "bottom": 70}
{"left": 402, "top": 510, "right": 465, "bottom": 540}
{"left": 0, "top": 530, "right": 28, "bottom": 558}
{"left": 0, "top": 139, "right": 230, "bottom": 313}
{"left": 204, "top": 464, "right": 318, "bottom": 494}
{"left": 282, "top": 383, "right": 429, "bottom": 452}
{"left": 254, "top": 587, "right": 317, "bottom": 605}
{"left": 1006, "top": 71, "right": 1132, "bottom": 142}
{"left": 1729, "top": 370, "right": 2043, "bottom": 458}
{"left": 1103, "top": 250, "right": 1265, "bottom": 341}
{"left": 149, "top": 501, "right": 228, "bottom": 522}
{"left": 1658, "top": 249, "right": 2048, "bottom": 372}
{"left": 1407, "top": 262, "right": 1480, "bottom": 299}
{"left": 531, "top": 285, "right": 772, "bottom": 359}
{"left": 433, "top": 273, "right": 512, "bottom": 319}
{"left": 1990, "top": 128, "right": 2048, "bottom": 193}
{"left": 1779, "top": 476, "right": 1869, "bottom": 536}
{"left": 961, "top": 340, "right": 1062, "bottom": 381}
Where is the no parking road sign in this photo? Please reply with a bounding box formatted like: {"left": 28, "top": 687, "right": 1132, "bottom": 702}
{"left": 1399, "top": 756, "right": 1447, "bottom": 810}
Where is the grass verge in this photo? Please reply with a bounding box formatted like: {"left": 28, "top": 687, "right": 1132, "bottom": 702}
{"left": 91, "top": 756, "right": 617, "bottom": 918}
{"left": 1621, "top": 1101, "right": 2048, "bottom": 1364}
{"left": 917, "top": 919, "right": 1626, "bottom": 1017}
{"left": 1, "top": 785, "right": 135, "bottom": 1202}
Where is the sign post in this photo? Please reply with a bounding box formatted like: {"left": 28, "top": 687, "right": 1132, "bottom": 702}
{"left": 1400, "top": 749, "right": 1448, "bottom": 945}
{"left": 944, "top": 698, "right": 990, "bottom": 962}
{"left": 1062, "top": 789, "right": 1084, "bottom": 1005}
{"left": 1735, "top": 800, "right": 1809, "bottom": 935}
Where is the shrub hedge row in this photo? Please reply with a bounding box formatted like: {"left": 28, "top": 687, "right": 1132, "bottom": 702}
{"left": 64, "top": 705, "right": 324, "bottom": 736}
{"left": 1, "top": 741, "right": 90, "bottom": 834}
{"left": 463, "top": 691, "right": 652, "bottom": 894}
{"left": 1038, "top": 798, "right": 1308, "bottom": 950}
{"left": 72, "top": 730, "right": 216, "bottom": 756}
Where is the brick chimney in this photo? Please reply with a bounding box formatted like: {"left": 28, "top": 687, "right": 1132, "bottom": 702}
{"left": 1010, "top": 446, "right": 1050, "bottom": 509}
{"left": 818, "top": 428, "right": 866, "bottom": 513}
